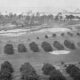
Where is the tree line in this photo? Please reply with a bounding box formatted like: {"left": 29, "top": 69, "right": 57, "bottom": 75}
{"left": 0, "top": 12, "right": 79, "bottom": 27}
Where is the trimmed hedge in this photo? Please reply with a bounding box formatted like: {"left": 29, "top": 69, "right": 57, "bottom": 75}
{"left": 4, "top": 44, "right": 14, "bottom": 55}
{"left": 53, "top": 41, "right": 64, "bottom": 50}
{"left": 41, "top": 41, "right": 53, "bottom": 52}
{"left": 29, "top": 42, "right": 40, "bottom": 52}
{"left": 18, "top": 44, "right": 27, "bottom": 53}
{"left": 67, "top": 32, "right": 73, "bottom": 37}
{"left": 64, "top": 40, "right": 76, "bottom": 50}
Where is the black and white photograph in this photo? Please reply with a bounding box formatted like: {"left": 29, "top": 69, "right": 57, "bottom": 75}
{"left": 0, "top": 0, "right": 80, "bottom": 80}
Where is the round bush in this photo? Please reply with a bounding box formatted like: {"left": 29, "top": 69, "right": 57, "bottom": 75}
{"left": 18, "top": 44, "right": 27, "bottom": 53}
{"left": 1, "top": 61, "right": 14, "bottom": 73}
{"left": 4, "top": 44, "right": 14, "bottom": 55}
{"left": 52, "top": 34, "right": 56, "bottom": 37}
{"left": 45, "top": 35, "right": 48, "bottom": 39}
{"left": 53, "top": 41, "right": 64, "bottom": 50}
{"left": 64, "top": 40, "right": 76, "bottom": 50}
{"left": 42, "top": 63, "right": 55, "bottom": 75}
{"left": 77, "top": 32, "right": 80, "bottom": 37}
{"left": 61, "top": 33, "right": 65, "bottom": 37}
{"left": 36, "top": 37, "right": 39, "bottom": 39}
{"left": 41, "top": 41, "right": 53, "bottom": 52}
{"left": 29, "top": 42, "right": 40, "bottom": 52}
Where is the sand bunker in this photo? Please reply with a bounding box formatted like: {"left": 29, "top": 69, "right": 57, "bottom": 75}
{"left": 49, "top": 50, "right": 70, "bottom": 55}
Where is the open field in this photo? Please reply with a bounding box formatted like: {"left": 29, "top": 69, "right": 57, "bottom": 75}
{"left": 0, "top": 22, "right": 80, "bottom": 80}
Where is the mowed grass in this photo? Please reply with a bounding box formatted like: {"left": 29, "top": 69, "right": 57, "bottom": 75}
{"left": 0, "top": 27, "right": 80, "bottom": 80}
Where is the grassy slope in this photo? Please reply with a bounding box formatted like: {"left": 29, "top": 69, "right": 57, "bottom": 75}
{"left": 0, "top": 21, "right": 80, "bottom": 80}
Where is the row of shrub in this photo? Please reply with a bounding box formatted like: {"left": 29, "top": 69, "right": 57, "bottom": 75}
{"left": 4, "top": 44, "right": 27, "bottom": 55}
{"left": 20, "top": 62, "right": 67, "bottom": 80}
{"left": 0, "top": 61, "right": 67, "bottom": 80}
{"left": 2, "top": 61, "right": 80, "bottom": 80}
{"left": 0, "top": 61, "right": 39, "bottom": 80}
{"left": 4, "top": 40, "right": 77, "bottom": 55}
{"left": 66, "top": 64, "right": 80, "bottom": 80}
{"left": 20, "top": 62, "right": 39, "bottom": 80}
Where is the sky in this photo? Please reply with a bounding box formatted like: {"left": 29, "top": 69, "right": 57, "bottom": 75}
{"left": 0, "top": 0, "right": 80, "bottom": 14}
